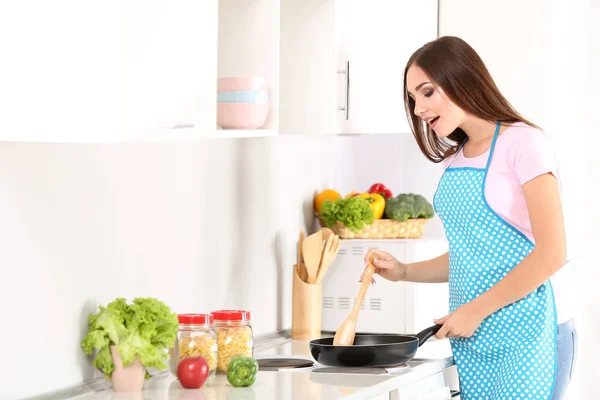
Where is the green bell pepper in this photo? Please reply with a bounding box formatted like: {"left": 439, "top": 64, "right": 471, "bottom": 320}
{"left": 226, "top": 356, "right": 258, "bottom": 387}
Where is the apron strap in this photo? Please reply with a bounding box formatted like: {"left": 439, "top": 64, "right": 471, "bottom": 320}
{"left": 484, "top": 121, "right": 502, "bottom": 171}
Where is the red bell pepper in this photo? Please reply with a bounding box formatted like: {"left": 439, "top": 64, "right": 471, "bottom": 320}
{"left": 368, "top": 183, "right": 393, "bottom": 199}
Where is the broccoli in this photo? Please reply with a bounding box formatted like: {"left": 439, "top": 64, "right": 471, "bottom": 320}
{"left": 384, "top": 193, "right": 435, "bottom": 222}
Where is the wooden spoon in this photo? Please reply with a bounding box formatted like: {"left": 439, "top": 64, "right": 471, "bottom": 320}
{"left": 333, "top": 255, "right": 377, "bottom": 346}
{"left": 302, "top": 230, "right": 323, "bottom": 284}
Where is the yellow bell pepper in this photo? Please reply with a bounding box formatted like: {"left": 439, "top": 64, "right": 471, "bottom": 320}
{"left": 344, "top": 190, "right": 357, "bottom": 199}
{"left": 358, "top": 192, "right": 385, "bottom": 220}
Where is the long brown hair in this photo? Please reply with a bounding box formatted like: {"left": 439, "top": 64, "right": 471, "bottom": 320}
{"left": 403, "top": 36, "right": 539, "bottom": 163}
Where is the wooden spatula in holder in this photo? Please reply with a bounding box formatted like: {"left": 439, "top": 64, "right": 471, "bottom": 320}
{"left": 291, "top": 264, "right": 322, "bottom": 340}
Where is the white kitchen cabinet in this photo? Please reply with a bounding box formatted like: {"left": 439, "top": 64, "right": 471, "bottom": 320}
{"left": 120, "top": 0, "right": 218, "bottom": 141}
{"left": 390, "top": 371, "right": 450, "bottom": 400}
{"left": 144, "top": 0, "right": 439, "bottom": 140}
{"left": 216, "top": 0, "right": 280, "bottom": 136}
{"left": 4, "top": 0, "right": 282, "bottom": 143}
{"left": 130, "top": 0, "right": 281, "bottom": 141}
{"left": 4, "top": 1, "right": 437, "bottom": 143}
{"left": 336, "top": 0, "right": 438, "bottom": 135}
{"left": 280, "top": 0, "right": 438, "bottom": 136}
{"left": 279, "top": 0, "right": 337, "bottom": 136}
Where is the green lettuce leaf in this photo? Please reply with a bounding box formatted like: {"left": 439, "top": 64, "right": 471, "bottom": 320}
{"left": 80, "top": 297, "right": 178, "bottom": 379}
{"left": 94, "top": 346, "right": 116, "bottom": 379}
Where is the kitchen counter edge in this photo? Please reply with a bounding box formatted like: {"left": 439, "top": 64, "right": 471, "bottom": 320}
{"left": 25, "top": 329, "right": 456, "bottom": 400}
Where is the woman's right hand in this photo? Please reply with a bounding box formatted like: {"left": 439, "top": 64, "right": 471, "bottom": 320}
{"left": 360, "top": 249, "right": 406, "bottom": 284}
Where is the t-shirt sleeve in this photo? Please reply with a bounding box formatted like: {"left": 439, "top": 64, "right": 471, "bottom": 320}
{"left": 513, "top": 130, "right": 559, "bottom": 185}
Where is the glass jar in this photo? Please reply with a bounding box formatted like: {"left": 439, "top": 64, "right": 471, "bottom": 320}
{"left": 211, "top": 310, "right": 253, "bottom": 374}
{"left": 170, "top": 314, "right": 218, "bottom": 377}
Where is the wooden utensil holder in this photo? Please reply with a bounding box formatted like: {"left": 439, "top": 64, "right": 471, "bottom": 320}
{"left": 292, "top": 264, "right": 322, "bottom": 340}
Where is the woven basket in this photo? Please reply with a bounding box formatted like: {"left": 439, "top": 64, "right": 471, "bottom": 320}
{"left": 318, "top": 217, "right": 428, "bottom": 239}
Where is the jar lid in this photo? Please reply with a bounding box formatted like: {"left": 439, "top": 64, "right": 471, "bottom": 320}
{"left": 211, "top": 310, "right": 251, "bottom": 321}
{"left": 178, "top": 314, "right": 213, "bottom": 325}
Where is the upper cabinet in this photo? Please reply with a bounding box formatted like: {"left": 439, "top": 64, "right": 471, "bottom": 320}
{"left": 279, "top": 0, "right": 338, "bottom": 136}
{"left": 215, "top": 0, "right": 280, "bottom": 138}
{"left": 5, "top": 0, "right": 282, "bottom": 143}
{"left": 120, "top": 1, "right": 219, "bottom": 141}
{"left": 3, "top": 0, "right": 437, "bottom": 143}
{"left": 281, "top": 0, "right": 438, "bottom": 135}
{"left": 124, "top": 0, "right": 281, "bottom": 141}
{"left": 336, "top": 0, "right": 438, "bottom": 135}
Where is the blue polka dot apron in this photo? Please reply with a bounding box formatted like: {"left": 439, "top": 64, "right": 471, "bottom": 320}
{"left": 433, "top": 122, "right": 558, "bottom": 399}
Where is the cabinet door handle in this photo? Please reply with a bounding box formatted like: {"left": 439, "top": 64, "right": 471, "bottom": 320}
{"left": 337, "top": 61, "right": 350, "bottom": 120}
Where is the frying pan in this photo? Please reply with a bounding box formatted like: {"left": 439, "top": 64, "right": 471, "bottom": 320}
{"left": 309, "top": 324, "right": 441, "bottom": 368}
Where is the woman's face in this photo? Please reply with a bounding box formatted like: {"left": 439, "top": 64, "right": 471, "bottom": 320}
{"left": 406, "top": 64, "right": 467, "bottom": 138}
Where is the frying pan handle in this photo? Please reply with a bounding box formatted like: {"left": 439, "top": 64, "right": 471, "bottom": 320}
{"left": 416, "top": 324, "right": 442, "bottom": 347}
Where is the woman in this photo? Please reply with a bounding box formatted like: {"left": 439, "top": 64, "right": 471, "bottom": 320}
{"left": 363, "top": 36, "right": 577, "bottom": 399}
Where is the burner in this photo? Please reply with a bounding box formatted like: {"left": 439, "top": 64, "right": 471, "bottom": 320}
{"left": 312, "top": 367, "right": 388, "bottom": 374}
{"left": 257, "top": 358, "right": 314, "bottom": 371}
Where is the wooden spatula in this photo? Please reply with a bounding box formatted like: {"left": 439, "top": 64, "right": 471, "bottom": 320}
{"left": 333, "top": 255, "right": 377, "bottom": 346}
{"left": 320, "top": 227, "right": 334, "bottom": 243}
{"left": 302, "top": 230, "right": 323, "bottom": 284}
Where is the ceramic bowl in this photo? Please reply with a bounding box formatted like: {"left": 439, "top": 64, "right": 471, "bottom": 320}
{"left": 217, "top": 102, "right": 270, "bottom": 130}
{"left": 217, "top": 77, "right": 265, "bottom": 93}
{"left": 217, "top": 90, "right": 269, "bottom": 103}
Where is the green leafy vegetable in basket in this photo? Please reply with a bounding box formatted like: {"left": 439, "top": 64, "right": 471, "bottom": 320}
{"left": 384, "top": 193, "right": 435, "bottom": 222}
{"left": 81, "top": 297, "right": 179, "bottom": 379}
{"left": 320, "top": 196, "right": 374, "bottom": 232}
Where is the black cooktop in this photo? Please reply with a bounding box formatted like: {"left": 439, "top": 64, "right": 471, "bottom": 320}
{"left": 257, "top": 358, "right": 314, "bottom": 371}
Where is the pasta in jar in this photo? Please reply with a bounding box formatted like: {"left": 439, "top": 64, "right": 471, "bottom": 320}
{"left": 211, "top": 310, "right": 253, "bottom": 373}
{"left": 179, "top": 333, "right": 218, "bottom": 371}
{"left": 171, "top": 314, "right": 218, "bottom": 376}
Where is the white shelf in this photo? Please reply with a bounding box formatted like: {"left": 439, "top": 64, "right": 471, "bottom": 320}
{"left": 214, "top": 129, "right": 277, "bottom": 139}
{"left": 122, "top": 128, "right": 277, "bottom": 142}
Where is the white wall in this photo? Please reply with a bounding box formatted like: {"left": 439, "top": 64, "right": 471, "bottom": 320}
{"left": 331, "top": 134, "right": 444, "bottom": 237}
{"left": 0, "top": 129, "right": 443, "bottom": 399}
{"left": 439, "top": 0, "right": 546, "bottom": 126}
{"left": 582, "top": 0, "right": 600, "bottom": 397}
{"left": 0, "top": 135, "right": 335, "bottom": 399}
{"left": 1, "top": 132, "right": 433, "bottom": 399}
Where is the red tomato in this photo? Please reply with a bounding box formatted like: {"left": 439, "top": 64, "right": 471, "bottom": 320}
{"left": 177, "top": 356, "right": 209, "bottom": 389}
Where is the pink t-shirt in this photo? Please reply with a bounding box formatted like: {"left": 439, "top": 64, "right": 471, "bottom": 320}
{"left": 443, "top": 122, "right": 559, "bottom": 243}
{"left": 441, "top": 121, "right": 573, "bottom": 323}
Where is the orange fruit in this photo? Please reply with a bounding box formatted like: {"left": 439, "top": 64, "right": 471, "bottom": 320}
{"left": 314, "top": 189, "right": 342, "bottom": 214}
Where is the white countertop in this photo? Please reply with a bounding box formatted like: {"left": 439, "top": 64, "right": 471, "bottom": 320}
{"left": 52, "top": 335, "right": 454, "bottom": 400}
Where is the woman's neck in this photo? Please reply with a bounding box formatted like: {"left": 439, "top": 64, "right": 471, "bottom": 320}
{"left": 460, "top": 118, "right": 500, "bottom": 144}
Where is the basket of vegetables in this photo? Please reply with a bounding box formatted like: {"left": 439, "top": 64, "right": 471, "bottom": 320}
{"left": 315, "top": 183, "right": 435, "bottom": 239}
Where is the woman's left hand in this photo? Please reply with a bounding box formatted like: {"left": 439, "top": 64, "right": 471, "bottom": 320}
{"left": 434, "top": 302, "right": 486, "bottom": 339}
